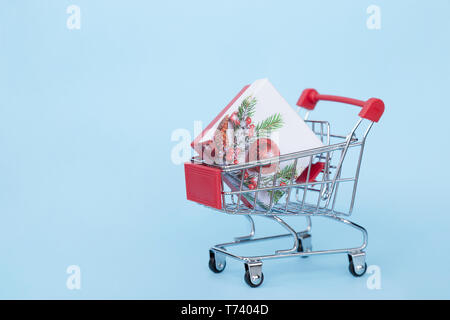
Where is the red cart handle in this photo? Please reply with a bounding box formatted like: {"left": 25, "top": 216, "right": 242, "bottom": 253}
{"left": 296, "top": 88, "right": 385, "bottom": 122}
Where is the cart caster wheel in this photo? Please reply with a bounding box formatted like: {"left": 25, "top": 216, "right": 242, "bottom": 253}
{"left": 244, "top": 262, "right": 264, "bottom": 288}
{"left": 348, "top": 253, "right": 367, "bottom": 277}
{"left": 244, "top": 270, "right": 264, "bottom": 288}
{"left": 244, "top": 261, "right": 264, "bottom": 288}
{"left": 209, "top": 250, "right": 226, "bottom": 273}
{"left": 297, "top": 233, "right": 312, "bottom": 258}
{"left": 349, "top": 261, "right": 367, "bottom": 277}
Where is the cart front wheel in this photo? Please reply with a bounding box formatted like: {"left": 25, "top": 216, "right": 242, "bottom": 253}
{"left": 244, "top": 262, "right": 264, "bottom": 288}
{"left": 244, "top": 270, "right": 264, "bottom": 288}
{"left": 348, "top": 256, "right": 367, "bottom": 277}
{"left": 208, "top": 250, "right": 226, "bottom": 273}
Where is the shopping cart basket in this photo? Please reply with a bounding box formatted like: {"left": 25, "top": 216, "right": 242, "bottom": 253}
{"left": 184, "top": 88, "right": 385, "bottom": 287}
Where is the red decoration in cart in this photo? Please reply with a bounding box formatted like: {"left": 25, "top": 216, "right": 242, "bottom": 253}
{"left": 247, "top": 138, "right": 280, "bottom": 175}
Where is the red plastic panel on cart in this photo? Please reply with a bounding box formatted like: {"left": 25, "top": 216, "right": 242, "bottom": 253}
{"left": 184, "top": 162, "right": 222, "bottom": 209}
{"left": 296, "top": 162, "right": 325, "bottom": 183}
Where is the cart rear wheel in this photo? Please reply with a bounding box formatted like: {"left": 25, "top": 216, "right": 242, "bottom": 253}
{"left": 348, "top": 259, "right": 367, "bottom": 277}
{"left": 208, "top": 250, "right": 226, "bottom": 273}
{"left": 297, "top": 238, "right": 309, "bottom": 258}
{"left": 244, "top": 270, "right": 264, "bottom": 288}
{"left": 297, "top": 234, "right": 312, "bottom": 258}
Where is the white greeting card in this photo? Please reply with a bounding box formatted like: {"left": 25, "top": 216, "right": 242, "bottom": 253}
{"left": 191, "top": 79, "right": 324, "bottom": 208}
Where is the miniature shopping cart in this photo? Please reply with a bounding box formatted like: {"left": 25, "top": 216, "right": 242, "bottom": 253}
{"left": 184, "top": 88, "right": 384, "bottom": 287}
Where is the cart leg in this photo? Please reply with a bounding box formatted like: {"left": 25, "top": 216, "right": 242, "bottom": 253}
{"left": 234, "top": 216, "right": 255, "bottom": 242}
{"left": 348, "top": 251, "right": 367, "bottom": 277}
{"left": 268, "top": 216, "right": 299, "bottom": 254}
{"left": 304, "top": 216, "right": 312, "bottom": 234}
{"left": 325, "top": 215, "right": 368, "bottom": 251}
{"left": 244, "top": 261, "right": 264, "bottom": 288}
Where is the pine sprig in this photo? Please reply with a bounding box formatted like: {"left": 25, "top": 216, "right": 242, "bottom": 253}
{"left": 277, "top": 163, "right": 297, "bottom": 181}
{"left": 264, "top": 163, "right": 298, "bottom": 204}
{"left": 237, "top": 96, "right": 257, "bottom": 121}
{"left": 258, "top": 164, "right": 297, "bottom": 186}
{"left": 255, "top": 113, "right": 283, "bottom": 135}
{"left": 271, "top": 190, "right": 284, "bottom": 204}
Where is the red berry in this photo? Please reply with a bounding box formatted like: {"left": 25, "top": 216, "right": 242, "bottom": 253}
{"left": 248, "top": 184, "right": 255, "bottom": 190}
{"left": 230, "top": 112, "right": 240, "bottom": 126}
{"left": 250, "top": 178, "right": 257, "bottom": 185}
{"left": 280, "top": 182, "right": 287, "bottom": 186}
{"left": 249, "top": 124, "right": 255, "bottom": 129}
{"left": 246, "top": 117, "right": 252, "bottom": 125}
{"left": 233, "top": 159, "right": 239, "bottom": 165}
{"left": 244, "top": 172, "right": 249, "bottom": 179}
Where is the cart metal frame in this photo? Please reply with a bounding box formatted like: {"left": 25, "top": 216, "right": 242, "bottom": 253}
{"left": 189, "top": 89, "right": 384, "bottom": 287}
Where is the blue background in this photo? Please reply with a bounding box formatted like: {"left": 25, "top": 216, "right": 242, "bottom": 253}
{"left": 1, "top": 0, "right": 449, "bottom": 299}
